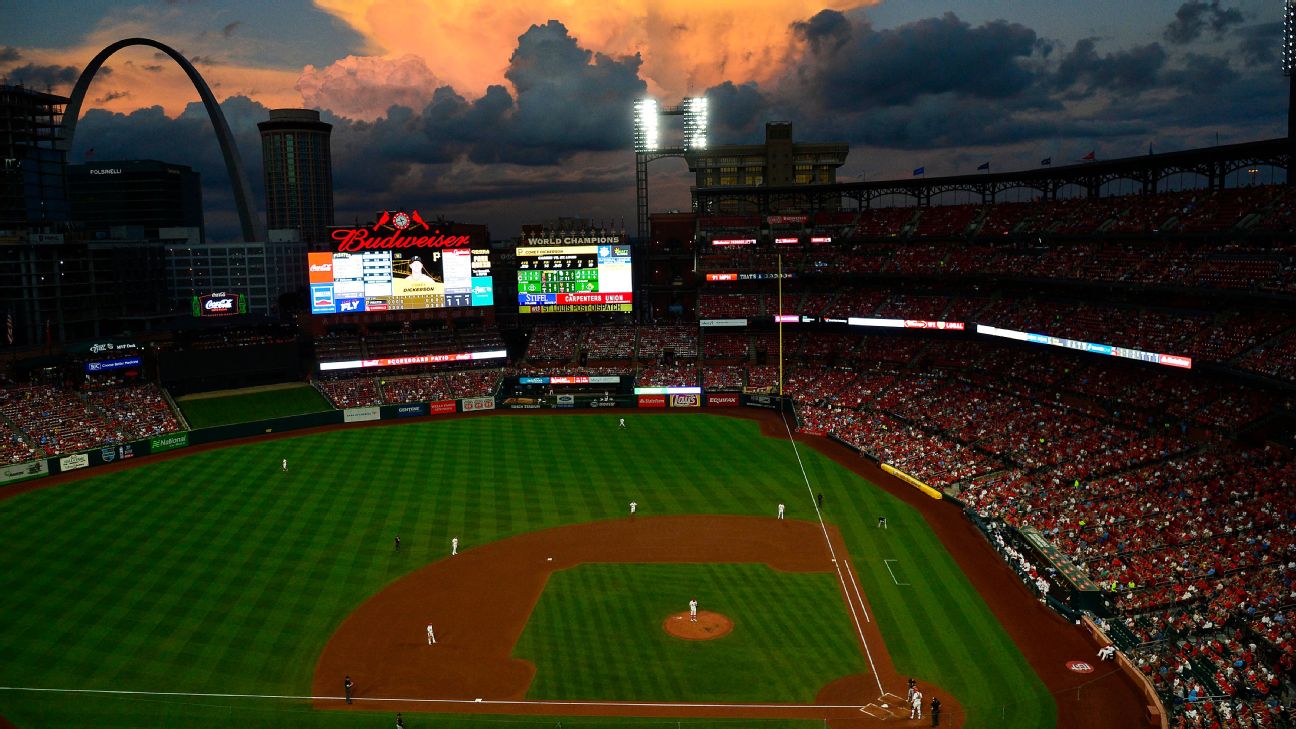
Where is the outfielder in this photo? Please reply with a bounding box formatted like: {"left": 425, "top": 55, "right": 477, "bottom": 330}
{"left": 282, "top": 458, "right": 287, "bottom": 472}
{"left": 630, "top": 501, "right": 637, "bottom": 516}
{"left": 689, "top": 598, "right": 698, "bottom": 622}
{"left": 426, "top": 624, "right": 436, "bottom": 645}
{"left": 619, "top": 418, "right": 626, "bottom": 429}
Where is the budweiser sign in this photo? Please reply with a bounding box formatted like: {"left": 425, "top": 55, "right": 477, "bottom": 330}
{"left": 332, "top": 228, "right": 472, "bottom": 252}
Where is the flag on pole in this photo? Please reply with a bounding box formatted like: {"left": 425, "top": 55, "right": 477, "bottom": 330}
{"left": 5, "top": 311, "right": 12, "bottom": 345}
{"left": 1040, "top": 157, "right": 1052, "bottom": 166}
{"left": 1081, "top": 150, "right": 1096, "bottom": 161}
{"left": 912, "top": 166, "right": 925, "bottom": 176}
{"left": 976, "top": 161, "right": 990, "bottom": 171}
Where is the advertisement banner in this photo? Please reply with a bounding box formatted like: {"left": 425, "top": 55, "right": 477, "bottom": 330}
{"left": 637, "top": 395, "right": 667, "bottom": 408}
{"left": 59, "top": 453, "right": 90, "bottom": 472}
{"left": 706, "top": 393, "right": 740, "bottom": 407}
{"left": 343, "top": 406, "right": 382, "bottom": 423}
{"left": 744, "top": 394, "right": 779, "bottom": 409}
{"left": 428, "top": 400, "right": 457, "bottom": 415}
{"left": 700, "top": 318, "right": 748, "bottom": 327}
{"left": 669, "top": 394, "right": 700, "bottom": 408}
{"left": 0, "top": 459, "right": 47, "bottom": 484}
{"left": 150, "top": 432, "right": 189, "bottom": 453}
{"left": 85, "top": 357, "right": 142, "bottom": 373}
{"left": 461, "top": 396, "right": 495, "bottom": 412}
{"left": 395, "top": 403, "right": 429, "bottom": 417}
{"left": 556, "top": 394, "right": 576, "bottom": 407}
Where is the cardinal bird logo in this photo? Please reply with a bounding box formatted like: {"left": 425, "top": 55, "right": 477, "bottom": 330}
{"left": 410, "top": 210, "right": 431, "bottom": 230}
{"left": 372, "top": 210, "right": 391, "bottom": 231}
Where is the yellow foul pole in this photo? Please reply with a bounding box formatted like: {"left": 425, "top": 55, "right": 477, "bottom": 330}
{"left": 778, "top": 253, "right": 783, "bottom": 398}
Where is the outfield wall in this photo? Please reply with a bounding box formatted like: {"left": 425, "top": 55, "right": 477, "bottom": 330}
{"left": 2, "top": 391, "right": 770, "bottom": 484}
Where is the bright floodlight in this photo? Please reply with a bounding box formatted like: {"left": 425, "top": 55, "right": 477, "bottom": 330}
{"left": 683, "top": 96, "right": 708, "bottom": 151}
{"left": 1286, "top": 0, "right": 1295, "bottom": 75}
{"left": 634, "top": 99, "right": 659, "bottom": 152}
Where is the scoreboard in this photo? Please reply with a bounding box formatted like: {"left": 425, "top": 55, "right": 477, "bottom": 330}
{"left": 516, "top": 243, "right": 632, "bottom": 313}
{"left": 310, "top": 248, "right": 493, "bottom": 314}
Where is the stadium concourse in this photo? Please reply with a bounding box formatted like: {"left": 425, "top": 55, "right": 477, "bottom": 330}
{"left": 2, "top": 184, "right": 1296, "bottom": 727}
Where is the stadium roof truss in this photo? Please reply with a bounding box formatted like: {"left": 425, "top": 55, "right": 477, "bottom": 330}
{"left": 694, "top": 138, "right": 1290, "bottom": 214}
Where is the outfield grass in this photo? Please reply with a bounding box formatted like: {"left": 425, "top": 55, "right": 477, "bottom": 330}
{"left": 0, "top": 414, "right": 1055, "bottom": 728}
{"left": 516, "top": 563, "right": 865, "bottom": 702}
{"left": 177, "top": 385, "right": 334, "bottom": 428}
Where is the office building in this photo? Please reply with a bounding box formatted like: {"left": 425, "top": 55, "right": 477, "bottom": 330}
{"left": 258, "top": 109, "right": 334, "bottom": 247}
{"left": 68, "top": 160, "right": 204, "bottom": 242}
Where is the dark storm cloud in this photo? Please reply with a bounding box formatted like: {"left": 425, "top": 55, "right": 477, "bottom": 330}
{"left": 791, "top": 11, "right": 1041, "bottom": 108}
{"left": 503, "top": 20, "right": 647, "bottom": 154}
{"left": 0, "top": 47, "right": 20, "bottom": 64}
{"left": 1236, "top": 22, "right": 1282, "bottom": 68}
{"left": 221, "top": 21, "right": 243, "bottom": 39}
{"left": 1053, "top": 38, "right": 1167, "bottom": 96}
{"left": 4, "top": 63, "right": 81, "bottom": 88}
{"left": 94, "top": 90, "right": 132, "bottom": 104}
{"left": 1164, "top": 1, "right": 1245, "bottom": 44}
{"left": 701, "top": 81, "right": 769, "bottom": 142}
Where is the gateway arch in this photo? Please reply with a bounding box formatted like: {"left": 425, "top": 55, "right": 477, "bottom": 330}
{"left": 61, "top": 37, "right": 266, "bottom": 242}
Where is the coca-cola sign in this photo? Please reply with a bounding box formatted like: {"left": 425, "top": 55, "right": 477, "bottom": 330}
{"left": 193, "top": 292, "right": 245, "bottom": 317}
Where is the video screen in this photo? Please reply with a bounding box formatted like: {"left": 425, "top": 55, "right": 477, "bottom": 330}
{"left": 516, "top": 242, "right": 633, "bottom": 313}
{"left": 309, "top": 248, "right": 493, "bottom": 314}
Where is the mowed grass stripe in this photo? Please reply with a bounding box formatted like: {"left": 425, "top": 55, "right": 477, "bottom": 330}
{"left": 516, "top": 563, "right": 863, "bottom": 703}
{"left": 0, "top": 413, "right": 1052, "bottom": 729}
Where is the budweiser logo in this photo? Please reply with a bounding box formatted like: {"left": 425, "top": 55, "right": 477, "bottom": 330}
{"left": 205, "top": 298, "right": 234, "bottom": 310}
{"left": 332, "top": 228, "right": 472, "bottom": 252}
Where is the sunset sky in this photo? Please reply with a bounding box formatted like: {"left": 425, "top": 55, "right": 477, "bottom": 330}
{"left": 0, "top": 0, "right": 1288, "bottom": 239}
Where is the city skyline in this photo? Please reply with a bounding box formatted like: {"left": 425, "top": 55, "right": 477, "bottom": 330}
{"left": 0, "top": 0, "right": 1289, "bottom": 239}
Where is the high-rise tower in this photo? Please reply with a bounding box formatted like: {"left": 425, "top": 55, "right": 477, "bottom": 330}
{"left": 257, "top": 108, "right": 333, "bottom": 247}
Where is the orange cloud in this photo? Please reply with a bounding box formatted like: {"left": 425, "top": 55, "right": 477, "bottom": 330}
{"left": 313, "top": 0, "right": 873, "bottom": 101}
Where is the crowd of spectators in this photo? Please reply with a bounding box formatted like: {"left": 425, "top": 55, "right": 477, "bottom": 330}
{"left": 0, "top": 379, "right": 181, "bottom": 458}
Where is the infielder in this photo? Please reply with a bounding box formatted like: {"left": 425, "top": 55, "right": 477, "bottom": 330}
{"left": 451, "top": 537, "right": 459, "bottom": 556}
{"left": 910, "top": 689, "right": 924, "bottom": 719}
{"left": 426, "top": 624, "right": 436, "bottom": 645}
{"left": 689, "top": 598, "right": 698, "bottom": 622}
{"left": 777, "top": 503, "right": 785, "bottom": 519}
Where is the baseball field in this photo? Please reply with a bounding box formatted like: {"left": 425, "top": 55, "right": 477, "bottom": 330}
{"left": 0, "top": 411, "right": 1141, "bottom": 728}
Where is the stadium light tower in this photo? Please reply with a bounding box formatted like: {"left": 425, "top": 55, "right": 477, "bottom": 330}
{"left": 633, "top": 96, "right": 707, "bottom": 243}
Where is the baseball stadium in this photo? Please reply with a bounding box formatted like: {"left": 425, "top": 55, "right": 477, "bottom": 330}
{"left": 4, "top": 5, "right": 1296, "bottom": 729}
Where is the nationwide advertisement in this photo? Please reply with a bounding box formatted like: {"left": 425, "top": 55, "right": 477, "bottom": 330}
{"left": 669, "top": 394, "right": 700, "bottom": 408}
{"left": 59, "top": 453, "right": 90, "bottom": 471}
{"left": 318, "top": 349, "right": 507, "bottom": 372}
{"left": 311, "top": 210, "right": 494, "bottom": 313}
{"left": 975, "top": 324, "right": 1193, "bottom": 370}
{"left": 343, "top": 406, "right": 381, "bottom": 423}
{"left": 516, "top": 243, "right": 633, "bottom": 314}
{"left": 637, "top": 395, "right": 667, "bottom": 408}
{"left": 706, "top": 393, "right": 739, "bottom": 407}
{"left": 150, "top": 432, "right": 189, "bottom": 453}
{"left": 460, "top": 396, "right": 495, "bottom": 412}
{"left": 85, "top": 357, "right": 142, "bottom": 373}
{"left": 428, "top": 400, "right": 457, "bottom": 415}
{"left": 192, "top": 291, "right": 247, "bottom": 318}
{"left": 0, "top": 460, "right": 47, "bottom": 484}
{"left": 395, "top": 403, "right": 429, "bottom": 417}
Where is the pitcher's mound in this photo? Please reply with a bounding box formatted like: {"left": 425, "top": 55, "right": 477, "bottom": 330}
{"left": 663, "top": 611, "right": 733, "bottom": 640}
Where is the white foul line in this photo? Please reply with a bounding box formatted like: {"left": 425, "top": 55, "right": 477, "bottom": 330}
{"left": 0, "top": 686, "right": 868, "bottom": 711}
{"left": 883, "top": 559, "right": 910, "bottom": 586}
{"left": 778, "top": 411, "right": 886, "bottom": 697}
